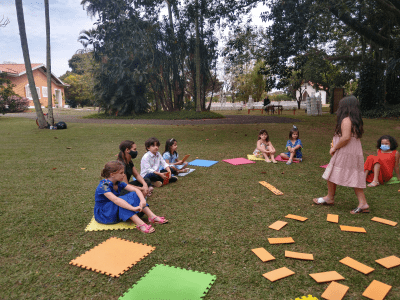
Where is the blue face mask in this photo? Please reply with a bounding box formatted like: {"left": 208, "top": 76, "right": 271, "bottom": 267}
{"left": 380, "top": 145, "right": 390, "bottom": 151}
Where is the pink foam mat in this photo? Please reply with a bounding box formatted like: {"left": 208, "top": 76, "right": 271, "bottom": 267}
{"left": 275, "top": 155, "right": 300, "bottom": 163}
{"left": 320, "top": 164, "right": 328, "bottom": 168}
{"left": 222, "top": 158, "right": 255, "bottom": 165}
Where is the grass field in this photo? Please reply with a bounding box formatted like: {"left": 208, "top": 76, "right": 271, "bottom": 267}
{"left": 1, "top": 113, "right": 399, "bottom": 299}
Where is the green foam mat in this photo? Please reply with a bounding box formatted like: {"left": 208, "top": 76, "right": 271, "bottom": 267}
{"left": 119, "top": 264, "right": 216, "bottom": 299}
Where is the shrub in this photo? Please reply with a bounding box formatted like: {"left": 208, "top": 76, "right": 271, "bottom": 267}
{"left": 357, "top": 60, "right": 385, "bottom": 111}
{"left": 0, "top": 95, "right": 29, "bottom": 113}
{"left": 362, "top": 105, "right": 400, "bottom": 119}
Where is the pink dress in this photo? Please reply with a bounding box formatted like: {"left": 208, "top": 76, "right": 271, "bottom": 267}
{"left": 322, "top": 136, "right": 366, "bottom": 188}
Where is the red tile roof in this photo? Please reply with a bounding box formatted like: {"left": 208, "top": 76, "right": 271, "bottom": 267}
{"left": 0, "top": 63, "right": 43, "bottom": 75}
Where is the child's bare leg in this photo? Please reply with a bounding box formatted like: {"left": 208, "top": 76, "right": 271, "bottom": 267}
{"left": 130, "top": 214, "right": 155, "bottom": 233}
{"left": 352, "top": 188, "right": 369, "bottom": 212}
{"left": 313, "top": 180, "right": 335, "bottom": 204}
{"left": 142, "top": 207, "right": 168, "bottom": 223}
{"left": 262, "top": 152, "right": 271, "bottom": 162}
{"left": 280, "top": 153, "right": 289, "bottom": 159}
{"left": 367, "top": 163, "right": 380, "bottom": 186}
{"left": 270, "top": 151, "right": 277, "bottom": 163}
{"left": 287, "top": 152, "right": 295, "bottom": 163}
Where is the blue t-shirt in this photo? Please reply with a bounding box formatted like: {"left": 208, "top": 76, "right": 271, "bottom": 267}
{"left": 285, "top": 139, "right": 303, "bottom": 158}
{"left": 163, "top": 151, "right": 178, "bottom": 164}
{"left": 94, "top": 179, "right": 127, "bottom": 224}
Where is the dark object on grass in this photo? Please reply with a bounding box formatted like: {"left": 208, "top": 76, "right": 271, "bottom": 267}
{"left": 56, "top": 121, "right": 67, "bottom": 129}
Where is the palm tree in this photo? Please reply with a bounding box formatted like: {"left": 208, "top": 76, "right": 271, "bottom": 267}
{"left": 15, "top": 0, "right": 47, "bottom": 128}
{"left": 44, "top": 0, "right": 54, "bottom": 125}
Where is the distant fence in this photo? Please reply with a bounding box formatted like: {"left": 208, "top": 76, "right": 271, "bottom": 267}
{"left": 208, "top": 101, "right": 306, "bottom": 111}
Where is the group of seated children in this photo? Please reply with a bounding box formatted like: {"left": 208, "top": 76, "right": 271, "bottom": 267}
{"left": 253, "top": 125, "right": 303, "bottom": 165}
{"left": 94, "top": 137, "right": 187, "bottom": 234}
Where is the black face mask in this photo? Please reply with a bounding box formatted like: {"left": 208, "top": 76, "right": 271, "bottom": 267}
{"left": 129, "top": 150, "right": 138, "bottom": 159}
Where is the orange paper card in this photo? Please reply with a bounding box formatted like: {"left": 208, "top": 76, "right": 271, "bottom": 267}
{"left": 340, "top": 225, "right": 366, "bottom": 233}
{"left": 259, "top": 181, "right": 284, "bottom": 195}
{"left": 309, "top": 271, "right": 345, "bottom": 283}
{"left": 285, "top": 251, "right": 314, "bottom": 261}
{"left": 285, "top": 214, "right": 308, "bottom": 222}
{"left": 251, "top": 248, "right": 275, "bottom": 262}
{"left": 321, "top": 281, "right": 349, "bottom": 300}
{"left": 268, "top": 237, "right": 295, "bottom": 244}
{"left": 362, "top": 280, "right": 392, "bottom": 300}
{"left": 262, "top": 267, "right": 295, "bottom": 282}
{"left": 375, "top": 255, "right": 400, "bottom": 269}
{"left": 327, "top": 214, "right": 339, "bottom": 223}
{"left": 181, "top": 154, "right": 190, "bottom": 162}
{"left": 269, "top": 221, "right": 288, "bottom": 231}
{"left": 371, "top": 217, "right": 397, "bottom": 227}
{"left": 339, "top": 257, "right": 374, "bottom": 274}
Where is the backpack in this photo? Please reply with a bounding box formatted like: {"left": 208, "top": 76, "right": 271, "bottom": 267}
{"left": 56, "top": 121, "right": 67, "bottom": 129}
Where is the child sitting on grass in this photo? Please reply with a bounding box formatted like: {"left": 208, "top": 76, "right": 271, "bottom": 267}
{"left": 95, "top": 161, "right": 168, "bottom": 234}
{"left": 279, "top": 125, "right": 303, "bottom": 165}
{"left": 163, "top": 138, "right": 189, "bottom": 175}
{"left": 253, "top": 129, "right": 277, "bottom": 163}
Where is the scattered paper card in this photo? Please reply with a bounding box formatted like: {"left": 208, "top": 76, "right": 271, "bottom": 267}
{"left": 340, "top": 225, "right": 366, "bottom": 233}
{"left": 259, "top": 181, "right": 284, "bottom": 195}
{"left": 268, "top": 237, "right": 295, "bottom": 244}
{"left": 262, "top": 267, "right": 295, "bottom": 282}
{"left": 285, "top": 251, "right": 314, "bottom": 261}
{"left": 309, "top": 271, "right": 345, "bottom": 283}
{"left": 251, "top": 248, "right": 275, "bottom": 262}
{"left": 321, "top": 281, "right": 349, "bottom": 300}
{"left": 371, "top": 217, "right": 397, "bottom": 227}
{"left": 362, "top": 280, "right": 392, "bottom": 300}
{"left": 327, "top": 214, "right": 339, "bottom": 223}
{"left": 375, "top": 255, "right": 400, "bottom": 269}
{"left": 285, "top": 214, "right": 308, "bottom": 222}
{"left": 181, "top": 154, "right": 190, "bottom": 162}
{"left": 339, "top": 257, "right": 374, "bottom": 275}
{"left": 269, "top": 221, "right": 288, "bottom": 231}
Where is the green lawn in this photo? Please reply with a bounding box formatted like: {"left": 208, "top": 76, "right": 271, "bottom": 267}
{"left": 1, "top": 114, "right": 399, "bottom": 299}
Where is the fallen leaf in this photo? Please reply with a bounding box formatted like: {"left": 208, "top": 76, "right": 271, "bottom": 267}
{"left": 261, "top": 171, "right": 266, "bottom": 174}
{"left": 52, "top": 168, "right": 57, "bottom": 170}
{"left": 66, "top": 147, "right": 72, "bottom": 149}
{"left": 54, "top": 137, "right": 58, "bottom": 139}
{"left": 212, "top": 251, "right": 216, "bottom": 254}
{"left": 206, "top": 139, "right": 209, "bottom": 141}
{"left": 81, "top": 168, "right": 86, "bottom": 170}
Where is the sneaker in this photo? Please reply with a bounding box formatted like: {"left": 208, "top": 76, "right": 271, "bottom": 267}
{"left": 153, "top": 181, "right": 163, "bottom": 187}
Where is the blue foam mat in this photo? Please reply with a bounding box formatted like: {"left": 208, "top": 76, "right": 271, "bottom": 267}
{"left": 188, "top": 159, "right": 218, "bottom": 167}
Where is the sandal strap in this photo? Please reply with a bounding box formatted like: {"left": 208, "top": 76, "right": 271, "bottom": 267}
{"left": 149, "top": 216, "right": 166, "bottom": 224}
{"left": 137, "top": 223, "right": 153, "bottom": 233}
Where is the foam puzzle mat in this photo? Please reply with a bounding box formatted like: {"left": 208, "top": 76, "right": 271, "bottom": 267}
{"left": 85, "top": 217, "right": 137, "bottom": 232}
{"left": 371, "top": 217, "right": 397, "bottom": 226}
{"left": 362, "top": 280, "right": 392, "bottom": 300}
{"left": 259, "top": 181, "right": 284, "bottom": 195}
{"left": 387, "top": 177, "right": 400, "bottom": 184}
{"left": 188, "top": 159, "right": 218, "bottom": 167}
{"left": 222, "top": 157, "right": 255, "bottom": 165}
{"left": 339, "top": 256, "right": 374, "bottom": 275}
{"left": 263, "top": 267, "right": 295, "bottom": 282}
{"left": 119, "top": 264, "right": 216, "bottom": 300}
{"left": 247, "top": 154, "right": 266, "bottom": 161}
{"left": 70, "top": 237, "right": 155, "bottom": 277}
{"left": 321, "top": 281, "right": 349, "bottom": 300}
{"left": 292, "top": 296, "right": 319, "bottom": 300}
{"left": 275, "top": 155, "right": 300, "bottom": 163}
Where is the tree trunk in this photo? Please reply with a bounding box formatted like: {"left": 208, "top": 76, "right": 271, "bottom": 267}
{"left": 45, "top": 0, "right": 54, "bottom": 125}
{"left": 195, "top": 0, "right": 201, "bottom": 112}
{"left": 15, "top": 0, "right": 47, "bottom": 128}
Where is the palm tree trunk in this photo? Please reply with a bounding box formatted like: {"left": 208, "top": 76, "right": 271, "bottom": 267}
{"left": 44, "top": 0, "right": 54, "bottom": 125}
{"left": 195, "top": 0, "right": 201, "bottom": 112}
{"left": 15, "top": 0, "right": 47, "bottom": 128}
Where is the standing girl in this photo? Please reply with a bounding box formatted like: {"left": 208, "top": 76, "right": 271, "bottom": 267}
{"left": 313, "top": 96, "right": 368, "bottom": 214}
{"left": 163, "top": 138, "right": 189, "bottom": 175}
{"left": 279, "top": 125, "right": 303, "bottom": 165}
{"left": 94, "top": 161, "right": 168, "bottom": 234}
{"left": 364, "top": 135, "right": 399, "bottom": 187}
{"left": 253, "top": 129, "right": 277, "bottom": 163}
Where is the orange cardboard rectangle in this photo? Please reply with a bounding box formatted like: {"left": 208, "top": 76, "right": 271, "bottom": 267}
{"left": 269, "top": 221, "right": 288, "bottom": 231}
{"left": 285, "top": 214, "right": 308, "bottom": 222}
{"left": 371, "top": 217, "right": 397, "bottom": 227}
{"left": 321, "top": 281, "right": 349, "bottom": 300}
{"left": 285, "top": 251, "right": 314, "bottom": 261}
{"left": 309, "top": 271, "right": 345, "bottom": 283}
{"left": 339, "top": 257, "right": 374, "bottom": 274}
{"left": 362, "top": 280, "right": 392, "bottom": 300}
{"left": 375, "top": 255, "right": 400, "bottom": 269}
{"left": 262, "top": 267, "right": 295, "bottom": 282}
{"left": 251, "top": 248, "right": 275, "bottom": 262}
{"left": 268, "top": 237, "right": 295, "bottom": 244}
{"left": 259, "top": 181, "right": 284, "bottom": 195}
{"left": 340, "top": 225, "right": 366, "bottom": 233}
{"left": 327, "top": 214, "right": 339, "bottom": 223}
{"left": 181, "top": 154, "right": 190, "bottom": 162}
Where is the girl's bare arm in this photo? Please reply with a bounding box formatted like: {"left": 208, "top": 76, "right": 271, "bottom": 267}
{"left": 104, "top": 192, "right": 141, "bottom": 211}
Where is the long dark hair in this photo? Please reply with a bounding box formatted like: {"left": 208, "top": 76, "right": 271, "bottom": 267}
{"left": 376, "top": 135, "right": 398, "bottom": 150}
{"left": 258, "top": 129, "right": 270, "bottom": 142}
{"left": 117, "top": 140, "right": 135, "bottom": 164}
{"left": 164, "top": 138, "right": 177, "bottom": 155}
{"left": 335, "top": 95, "right": 364, "bottom": 138}
{"left": 101, "top": 161, "right": 124, "bottom": 178}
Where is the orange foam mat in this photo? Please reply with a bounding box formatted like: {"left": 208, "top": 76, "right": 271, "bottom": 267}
{"left": 269, "top": 220, "right": 288, "bottom": 230}
{"left": 340, "top": 225, "right": 366, "bottom": 233}
{"left": 321, "top": 281, "right": 349, "bottom": 300}
{"left": 69, "top": 237, "right": 155, "bottom": 277}
{"left": 259, "top": 181, "right": 284, "bottom": 195}
{"left": 362, "top": 280, "right": 392, "bottom": 300}
{"left": 339, "top": 257, "right": 374, "bottom": 275}
{"left": 285, "top": 251, "right": 314, "bottom": 261}
{"left": 375, "top": 255, "right": 400, "bottom": 269}
{"left": 371, "top": 217, "right": 397, "bottom": 227}
{"left": 251, "top": 248, "right": 275, "bottom": 262}
{"left": 309, "top": 271, "right": 345, "bottom": 283}
{"left": 327, "top": 214, "right": 339, "bottom": 223}
{"left": 262, "top": 267, "right": 295, "bottom": 282}
{"left": 285, "top": 214, "right": 308, "bottom": 222}
{"left": 268, "top": 237, "right": 295, "bottom": 244}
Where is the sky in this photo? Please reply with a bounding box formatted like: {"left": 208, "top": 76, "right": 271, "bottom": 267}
{"left": 0, "top": 1, "right": 267, "bottom": 78}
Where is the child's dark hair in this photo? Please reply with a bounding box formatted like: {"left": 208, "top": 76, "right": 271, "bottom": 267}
{"left": 376, "top": 135, "right": 398, "bottom": 150}
{"left": 118, "top": 140, "right": 135, "bottom": 163}
{"left": 335, "top": 95, "right": 364, "bottom": 139}
{"left": 164, "top": 138, "right": 177, "bottom": 155}
{"left": 289, "top": 127, "right": 299, "bottom": 139}
{"left": 145, "top": 137, "right": 160, "bottom": 151}
{"left": 101, "top": 161, "right": 124, "bottom": 178}
{"left": 258, "top": 129, "right": 270, "bottom": 142}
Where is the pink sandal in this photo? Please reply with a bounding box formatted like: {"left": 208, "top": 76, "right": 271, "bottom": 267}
{"left": 137, "top": 223, "right": 155, "bottom": 233}
{"left": 149, "top": 216, "right": 168, "bottom": 224}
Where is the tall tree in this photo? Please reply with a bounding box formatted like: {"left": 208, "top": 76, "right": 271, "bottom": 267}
{"left": 44, "top": 0, "right": 54, "bottom": 125}
{"left": 15, "top": 0, "right": 47, "bottom": 128}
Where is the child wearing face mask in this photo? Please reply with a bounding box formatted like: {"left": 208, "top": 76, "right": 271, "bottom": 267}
{"left": 364, "top": 135, "right": 399, "bottom": 187}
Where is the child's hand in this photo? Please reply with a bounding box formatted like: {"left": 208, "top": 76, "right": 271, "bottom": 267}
{"left": 160, "top": 173, "right": 167, "bottom": 180}
{"left": 330, "top": 147, "right": 336, "bottom": 156}
{"left": 139, "top": 201, "right": 146, "bottom": 210}
{"left": 133, "top": 206, "right": 142, "bottom": 212}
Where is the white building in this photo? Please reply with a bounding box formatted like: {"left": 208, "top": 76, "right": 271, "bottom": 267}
{"left": 295, "top": 82, "right": 327, "bottom": 105}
